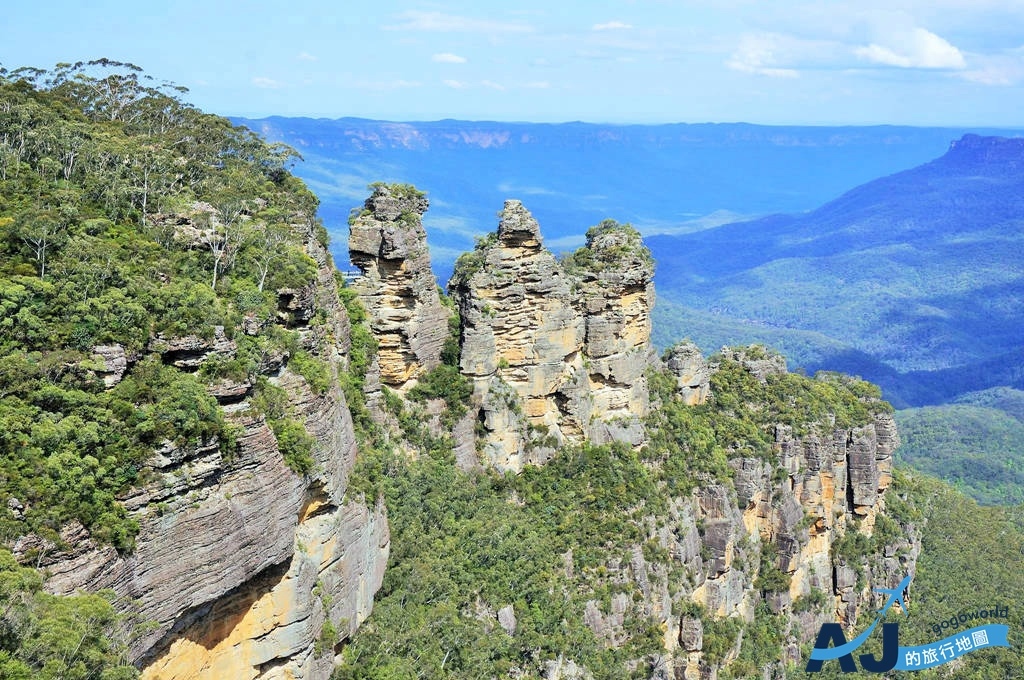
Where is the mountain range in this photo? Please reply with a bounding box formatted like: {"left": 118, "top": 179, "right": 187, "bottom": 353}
{"left": 649, "top": 134, "right": 1024, "bottom": 407}
{"left": 233, "top": 117, "right": 1019, "bottom": 274}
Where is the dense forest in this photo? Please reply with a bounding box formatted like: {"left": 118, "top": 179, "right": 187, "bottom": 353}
{"left": 0, "top": 60, "right": 333, "bottom": 677}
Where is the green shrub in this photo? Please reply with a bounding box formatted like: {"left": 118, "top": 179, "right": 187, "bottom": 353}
{"left": 269, "top": 418, "right": 316, "bottom": 474}
{"left": 290, "top": 350, "right": 331, "bottom": 394}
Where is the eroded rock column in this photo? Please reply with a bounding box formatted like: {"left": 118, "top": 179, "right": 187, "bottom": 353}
{"left": 449, "top": 200, "right": 589, "bottom": 471}
{"left": 574, "top": 221, "right": 656, "bottom": 444}
{"left": 348, "top": 184, "right": 448, "bottom": 392}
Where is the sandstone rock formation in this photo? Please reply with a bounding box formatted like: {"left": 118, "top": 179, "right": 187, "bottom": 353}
{"left": 91, "top": 343, "right": 131, "bottom": 387}
{"left": 449, "top": 203, "right": 657, "bottom": 471}
{"left": 664, "top": 341, "right": 711, "bottom": 406}
{"left": 449, "top": 200, "right": 588, "bottom": 470}
{"left": 568, "top": 355, "right": 912, "bottom": 679}
{"left": 33, "top": 218, "right": 388, "bottom": 680}
{"left": 348, "top": 184, "right": 449, "bottom": 392}
{"left": 573, "top": 221, "right": 656, "bottom": 444}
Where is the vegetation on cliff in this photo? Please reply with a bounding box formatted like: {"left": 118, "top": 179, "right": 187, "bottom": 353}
{"left": 788, "top": 469, "right": 1024, "bottom": 679}
{"left": 337, "top": 348, "right": 895, "bottom": 679}
{"left": 0, "top": 61, "right": 328, "bottom": 550}
{"left": 0, "top": 547, "right": 138, "bottom": 679}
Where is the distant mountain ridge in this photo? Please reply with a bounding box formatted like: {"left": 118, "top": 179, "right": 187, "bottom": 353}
{"left": 241, "top": 116, "right": 1013, "bottom": 152}
{"left": 233, "top": 117, "right": 1019, "bottom": 280}
{"left": 650, "top": 134, "right": 1024, "bottom": 406}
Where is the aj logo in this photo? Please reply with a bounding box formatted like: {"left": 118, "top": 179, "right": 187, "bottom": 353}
{"left": 806, "top": 574, "right": 912, "bottom": 673}
{"left": 807, "top": 573, "right": 1011, "bottom": 673}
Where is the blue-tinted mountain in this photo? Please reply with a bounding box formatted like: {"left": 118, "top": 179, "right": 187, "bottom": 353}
{"left": 233, "top": 117, "right": 1014, "bottom": 276}
{"left": 649, "top": 135, "right": 1024, "bottom": 406}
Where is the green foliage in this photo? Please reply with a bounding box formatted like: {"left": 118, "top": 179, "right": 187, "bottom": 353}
{"left": 754, "top": 543, "right": 791, "bottom": 594}
{"left": 0, "top": 547, "right": 138, "bottom": 679}
{"left": 448, "top": 232, "right": 497, "bottom": 289}
{"left": 316, "top": 619, "right": 338, "bottom": 658}
{"left": 290, "top": 350, "right": 331, "bottom": 394}
{"left": 370, "top": 182, "right": 426, "bottom": 202}
{"left": 338, "top": 442, "right": 668, "bottom": 679}
{"left": 439, "top": 299, "right": 461, "bottom": 368}
{"left": 731, "top": 602, "right": 786, "bottom": 676}
{"left": 407, "top": 365, "right": 473, "bottom": 426}
{"left": 0, "top": 62, "right": 323, "bottom": 548}
{"left": 895, "top": 404, "right": 1024, "bottom": 505}
{"left": 701, "top": 615, "right": 742, "bottom": 665}
{"left": 792, "top": 587, "right": 829, "bottom": 613}
{"left": 113, "top": 358, "right": 226, "bottom": 448}
{"left": 337, "top": 282, "right": 380, "bottom": 446}
{"left": 268, "top": 418, "right": 316, "bottom": 474}
{"left": 644, "top": 350, "right": 888, "bottom": 501}
{"left": 954, "top": 386, "right": 1024, "bottom": 422}
{"left": 563, "top": 219, "right": 653, "bottom": 274}
{"left": 250, "top": 378, "right": 316, "bottom": 474}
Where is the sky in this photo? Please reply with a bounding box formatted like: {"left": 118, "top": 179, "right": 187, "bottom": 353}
{"left": 3, "top": 0, "right": 1024, "bottom": 126}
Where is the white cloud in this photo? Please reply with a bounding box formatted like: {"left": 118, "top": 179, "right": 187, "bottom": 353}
{"left": 385, "top": 10, "right": 533, "bottom": 33}
{"left": 959, "top": 48, "right": 1024, "bottom": 85}
{"left": 443, "top": 79, "right": 468, "bottom": 89}
{"left": 855, "top": 27, "right": 966, "bottom": 68}
{"left": 297, "top": 51, "right": 318, "bottom": 62}
{"left": 424, "top": 216, "right": 478, "bottom": 239}
{"left": 251, "top": 76, "right": 283, "bottom": 89}
{"left": 726, "top": 34, "right": 803, "bottom": 78}
{"left": 432, "top": 52, "right": 468, "bottom": 64}
{"left": 482, "top": 80, "right": 506, "bottom": 90}
{"left": 593, "top": 21, "right": 633, "bottom": 31}
{"left": 497, "top": 182, "right": 559, "bottom": 195}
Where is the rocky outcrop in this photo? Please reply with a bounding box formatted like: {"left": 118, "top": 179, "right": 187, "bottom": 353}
{"left": 33, "top": 219, "right": 387, "bottom": 680}
{"left": 664, "top": 341, "right": 711, "bottom": 406}
{"left": 348, "top": 184, "right": 449, "bottom": 392}
{"left": 562, "top": 354, "right": 913, "bottom": 679}
{"left": 575, "top": 221, "right": 655, "bottom": 444}
{"left": 449, "top": 200, "right": 589, "bottom": 470}
{"left": 149, "top": 326, "right": 237, "bottom": 370}
{"left": 449, "top": 203, "right": 656, "bottom": 471}
{"left": 91, "top": 343, "right": 131, "bottom": 387}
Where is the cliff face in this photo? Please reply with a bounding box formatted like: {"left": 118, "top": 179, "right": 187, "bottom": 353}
{"left": 348, "top": 184, "right": 448, "bottom": 393}
{"left": 27, "top": 223, "right": 389, "bottom": 680}
{"left": 23, "top": 180, "right": 920, "bottom": 680}
{"left": 575, "top": 354, "right": 913, "bottom": 679}
{"left": 447, "top": 203, "right": 656, "bottom": 471}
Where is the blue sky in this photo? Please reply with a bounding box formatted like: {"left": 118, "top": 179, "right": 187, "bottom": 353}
{"left": 3, "top": 0, "right": 1024, "bottom": 125}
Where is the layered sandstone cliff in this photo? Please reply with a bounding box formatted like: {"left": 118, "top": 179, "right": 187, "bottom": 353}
{"left": 26, "top": 219, "right": 389, "bottom": 680}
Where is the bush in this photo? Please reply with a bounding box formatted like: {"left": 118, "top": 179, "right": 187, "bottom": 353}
{"left": 290, "top": 350, "right": 331, "bottom": 394}
{"left": 269, "top": 418, "right": 316, "bottom": 474}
